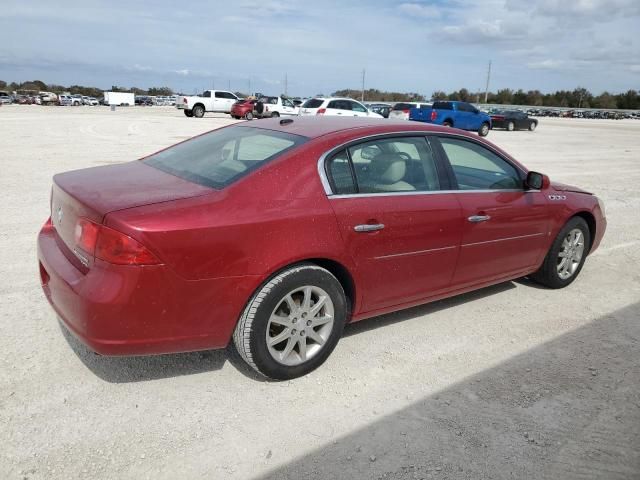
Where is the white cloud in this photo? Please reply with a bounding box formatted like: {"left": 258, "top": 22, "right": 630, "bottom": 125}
{"left": 398, "top": 3, "right": 442, "bottom": 19}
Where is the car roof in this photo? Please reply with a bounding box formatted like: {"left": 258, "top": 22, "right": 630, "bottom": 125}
{"left": 235, "top": 116, "right": 462, "bottom": 139}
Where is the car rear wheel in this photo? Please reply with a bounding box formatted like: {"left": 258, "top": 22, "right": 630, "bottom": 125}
{"left": 530, "top": 217, "right": 590, "bottom": 289}
{"left": 478, "top": 122, "right": 490, "bottom": 137}
{"left": 507, "top": 121, "right": 515, "bottom": 131}
{"left": 529, "top": 122, "right": 537, "bottom": 131}
{"left": 245, "top": 111, "right": 254, "bottom": 120}
{"left": 443, "top": 120, "right": 453, "bottom": 127}
{"left": 271, "top": 111, "right": 280, "bottom": 118}
{"left": 233, "top": 263, "right": 347, "bottom": 380}
{"left": 184, "top": 110, "right": 193, "bottom": 117}
{"left": 192, "top": 105, "right": 205, "bottom": 118}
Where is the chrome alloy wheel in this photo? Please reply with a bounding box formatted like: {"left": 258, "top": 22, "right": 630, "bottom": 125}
{"left": 266, "top": 286, "right": 335, "bottom": 366}
{"left": 557, "top": 228, "right": 585, "bottom": 280}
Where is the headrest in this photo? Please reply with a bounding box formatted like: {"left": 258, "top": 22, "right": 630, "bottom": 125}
{"left": 370, "top": 153, "right": 407, "bottom": 184}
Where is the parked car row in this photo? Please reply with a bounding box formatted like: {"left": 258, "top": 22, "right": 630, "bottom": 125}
{"left": 525, "top": 108, "right": 639, "bottom": 120}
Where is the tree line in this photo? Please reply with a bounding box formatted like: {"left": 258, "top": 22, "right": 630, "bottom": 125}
{"left": 334, "top": 87, "right": 639, "bottom": 110}
{"left": 0, "top": 79, "right": 174, "bottom": 98}
{"left": 2, "top": 80, "right": 639, "bottom": 109}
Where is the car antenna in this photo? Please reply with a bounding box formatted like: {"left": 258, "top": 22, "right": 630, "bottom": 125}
{"left": 280, "top": 118, "right": 294, "bottom": 125}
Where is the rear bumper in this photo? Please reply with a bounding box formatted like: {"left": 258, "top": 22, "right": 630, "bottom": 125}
{"left": 38, "top": 226, "right": 261, "bottom": 356}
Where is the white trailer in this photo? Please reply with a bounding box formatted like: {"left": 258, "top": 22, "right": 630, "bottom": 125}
{"left": 103, "top": 92, "right": 134, "bottom": 106}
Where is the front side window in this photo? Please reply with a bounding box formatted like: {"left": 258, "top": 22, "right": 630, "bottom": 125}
{"left": 438, "top": 137, "right": 522, "bottom": 190}
{"left": 202, "top": 91, "right": 211, "bottom": 98}
{"left": 351, "top": 101, "right": 367, "bottom": 112}
{"left": 145, "top": 127, "right": 307, "bottom": 189}
{"left": 326, "top": 137, "right": 441, "bottom": 194}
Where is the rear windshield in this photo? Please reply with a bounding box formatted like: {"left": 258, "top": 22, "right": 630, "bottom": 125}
{"left": 144, "top": 127, "right": 308, "bottom": 189}
{"left": 392, "top": 103, "right": 416, "bottom": 111}
{"left": 302, "top": 98, "right": 324, "bottom": 108}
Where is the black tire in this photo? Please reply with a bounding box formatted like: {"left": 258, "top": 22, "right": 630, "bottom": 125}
{"left": 245, "top": 111, "right": 254, "bottom": 120}
{"left": 184, "top": 109, "right": 193, "bottom": 117}
{"left": 530, "top": 217, "right": 591, "bottom": 289}
{"left": 529, "top": 121, "right": 537, "bottom": 131}
{"left": 478, "top": 122, "right": 490, "bottom": 137}
{"left": 233, "top": 263, "right": 347, "bottom": 380}
{"left": 507, "top": 121, "right": 515, "bottom": 131}
{"left": 443, "top": 120, "right": 453, "bottom": 127}
{"left": 271, "top": 111, "right": 280, "bottom": 118}
{"left": 192, "top": 105, "right": 205, "bottom": 118}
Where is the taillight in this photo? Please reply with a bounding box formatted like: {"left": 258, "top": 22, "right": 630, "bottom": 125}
{"left": 316, "top": 108, "right": 326, "bottom": 115}
{"left": 402, "top": 109, "right": 410, "bottom": 114}
{"left": 430, "top": 110, "right": 437, "bottom": 121}
{"left": 74, "top": 218, "right": 160, "bottom": 266}
{"left": 183, "top": 98, "right": 187, "bottom": 104}
{"left": 42, "top": 217, "right": 54, "bottom": 233}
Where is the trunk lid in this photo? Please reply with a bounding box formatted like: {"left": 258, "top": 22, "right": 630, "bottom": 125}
{"left": 51, "top": 161, "right": 213, "bottom": 268}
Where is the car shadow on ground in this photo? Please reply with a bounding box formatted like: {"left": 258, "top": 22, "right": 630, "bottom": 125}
{"left": 254, "top": 301, "right": 640, "bottom": 480}
{"left": 62, "top": 281, "right": 516, "bottom": 384}
{"left": 59, "top": 323, "right": 269, "bottom": 383}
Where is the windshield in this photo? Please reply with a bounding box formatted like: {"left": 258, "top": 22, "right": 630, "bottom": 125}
{"left": 301, "top": 98, "right": 324, "bottom": 108}
{"left": 144, "top": 127, "right": 308, "bottom": 189}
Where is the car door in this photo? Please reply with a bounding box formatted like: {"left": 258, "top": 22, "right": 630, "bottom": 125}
{"left": 455, "top": 103, "right": 474, "bottom": 129}
{"left": 324, "top": 135, "right": 462, "bottom": 313}
{"left": 325, "top": 100, "right": 351, "bottom": 116}
{"left": 281, "top": 98, "right": 297, "bottom": 116}
{"left": 433, "top": 135, "right": 549, "bottom": 287}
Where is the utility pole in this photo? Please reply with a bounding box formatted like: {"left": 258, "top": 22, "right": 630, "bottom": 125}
{"left": 228, "top": 79, "right": 231, "bottom": 91}
{"left": 483, "top": 60, "right": 491, "bottom": 104}
{"left": 361, "top": 68, "right": 365, "bottom": 102}
{"left": 248, "top": 78, "right": 251, "bottom": 95}
{"left": 284, "top": 73, "right": 288, "bottom": 96}
{"left": 212, "top": 79, "right": 215, "bottom": 90}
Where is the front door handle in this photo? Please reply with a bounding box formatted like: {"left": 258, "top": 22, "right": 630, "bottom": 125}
{"left": 354, "top": 224, "right": 385, "bottom": 232}
{"left": 468, "top": 215, "right": 491, "bottom": 223}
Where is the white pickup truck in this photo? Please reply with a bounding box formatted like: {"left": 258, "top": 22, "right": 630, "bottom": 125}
{"left": 176, "top": 90, "right": 239, "bottom": 118}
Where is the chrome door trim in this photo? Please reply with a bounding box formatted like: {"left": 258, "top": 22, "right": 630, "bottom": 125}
{"left": 461, "top": 232, "right": 545, "bottom": 248}
{"left": 374, "top": 245, "right": 457, "bottom": 260}
{"left": 328, "top": 189, "right": 528, "bottom": 199}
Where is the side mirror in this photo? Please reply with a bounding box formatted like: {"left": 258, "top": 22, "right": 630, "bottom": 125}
{"left": 525, "top": 171, "right": 549, "bottom": 190}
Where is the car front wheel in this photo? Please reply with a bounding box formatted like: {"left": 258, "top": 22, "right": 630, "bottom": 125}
{"left": 529, "top": 121, "right": 537, "bottom": 131}
{"left": 530, "top": 217, "right": 591, "bottom": 289}
{"left": 233, "top": 263, "right": 347, "bottom": 380}
{"left": 507, "top": 121, "right": 515, "bottom": 131}
{"left": 478, "top": 122, "right": 490, "bottom": 136}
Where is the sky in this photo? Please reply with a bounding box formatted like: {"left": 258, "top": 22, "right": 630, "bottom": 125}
{"left": 1, "top": 0, "right": 638, "bottom": 97}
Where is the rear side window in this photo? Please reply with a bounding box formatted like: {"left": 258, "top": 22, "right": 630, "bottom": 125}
{"left": 327, "top": 100, "right": 352, "bottom": 110}
{"left": 326, "top": 137, "right": 441, "bottom": 194}
{"left": 433, "top": 101, "right": 453, "bottom": 110}
{"left": 302, "top": 98, "right": 324, "bottom": 108}
{"left": 144, "top": 127, "right": 307, "bottom": 189}
{"left": 392, "top": 103, "right": 415, "bottom": 111}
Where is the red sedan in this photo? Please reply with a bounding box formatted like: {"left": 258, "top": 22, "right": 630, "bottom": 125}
{"left": 38, "top": 118, "right": 606, "bottom": 379}
{"left": 230, "top": 99, "right": 256, "bottom": 120}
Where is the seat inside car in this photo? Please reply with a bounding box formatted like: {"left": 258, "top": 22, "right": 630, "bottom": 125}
{"left": 366, "top": 153, "right": 416, "bottom": 192}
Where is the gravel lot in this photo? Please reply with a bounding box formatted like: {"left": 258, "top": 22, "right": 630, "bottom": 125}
{"left": 1, "top": 105, "right": 639, "bottom": 479}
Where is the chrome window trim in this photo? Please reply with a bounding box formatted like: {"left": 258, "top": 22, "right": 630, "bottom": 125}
{"left": 317, "top": 130, "right": 527, "bottom": 197}
{"left": 328, "top": 189, "right": 538, "bottom": 199}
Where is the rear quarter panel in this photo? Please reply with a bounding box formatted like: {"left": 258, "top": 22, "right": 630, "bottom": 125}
{"left": 105, "top": 141, "right": 355, "bottom": 282}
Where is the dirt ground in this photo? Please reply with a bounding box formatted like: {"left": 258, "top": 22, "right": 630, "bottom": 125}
{"left": 1, "top": 105, "right": 639, "bottom": 479}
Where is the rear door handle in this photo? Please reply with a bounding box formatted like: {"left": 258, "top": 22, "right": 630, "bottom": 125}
{"left": 354, "top": 224, "right": 385, "bottom": 232}
{"left": 468, "top": 215, "right": 491, "bottom": 223}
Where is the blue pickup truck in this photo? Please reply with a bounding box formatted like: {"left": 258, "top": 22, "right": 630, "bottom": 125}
{"left": 409, "top": 101, "right": 492, "bottom": 136}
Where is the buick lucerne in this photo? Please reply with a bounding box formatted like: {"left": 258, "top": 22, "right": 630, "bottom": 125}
{"left": 37, "top": 117, "right": 606, "bottom": 379}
